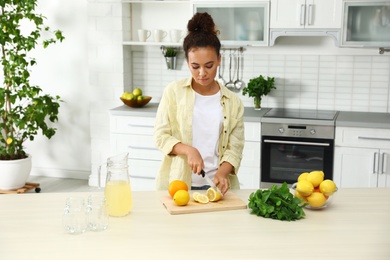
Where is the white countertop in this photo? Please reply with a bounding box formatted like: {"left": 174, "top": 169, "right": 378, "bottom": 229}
{"left": 1, "top": 189, "right": 389, "bottom": 259}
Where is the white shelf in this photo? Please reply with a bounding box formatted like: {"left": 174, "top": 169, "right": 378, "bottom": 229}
{"left": 121, "top": 0, "right": 189, "bottom": 3}
{"left": 123, "top": 41, "right": 182, "bottom": 47}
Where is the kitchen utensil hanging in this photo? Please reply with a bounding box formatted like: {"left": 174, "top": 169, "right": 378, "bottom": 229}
{"left": 225, "top": 50, "right": 235, "bottom": 91}
{"left": 233, "top": 49, "right": 245, "bottom": 92}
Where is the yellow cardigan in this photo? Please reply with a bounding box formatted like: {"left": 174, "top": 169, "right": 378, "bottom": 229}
{"left": 154, "top": 78, "right": 245, "bottom": 190}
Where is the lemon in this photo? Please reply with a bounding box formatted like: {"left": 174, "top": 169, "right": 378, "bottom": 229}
{"left": 293, "top": 190, "right": 307, "bottom": 201}
{"left": 307, "top": 192, "right": 326, "bottom": 208}
{"left": 137, "top": 95, "right": 144, "bottom": 101}
{"left": 296, "top": 180, "right": 314, "bottom": 196}
{"left": 192, "top": 192, "right": 201, "bottom": 202}
{"left": 173, "top": 190, "right": 190, "bottom": 206}
{"left": 195, "top": 194, "right": 209, "bottom": 204}
{"left": 206, "top": 188, "right": 221, "bottom": 202}
{"left": 121, "top": 91, "right": 134, "bottom": 100}
{"left": 320, "top": 179, "right": 337, "bottom": 195}
{"left": 297, "top": 172, "right": 309, "bottom": 182}
{"left": 307, "top": 170, "right": 325, "bottom": 187}
{"left": 132, "top": 88, "right": 142, "bottom": 97}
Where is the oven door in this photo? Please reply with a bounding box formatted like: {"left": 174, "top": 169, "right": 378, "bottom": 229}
{"left": 261, "top": 136, "right": 334, "bottom": 187}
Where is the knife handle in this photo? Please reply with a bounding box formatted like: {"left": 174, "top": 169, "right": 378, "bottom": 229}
{"left": 200, "top": 170, "right": 205, "bottom": 177}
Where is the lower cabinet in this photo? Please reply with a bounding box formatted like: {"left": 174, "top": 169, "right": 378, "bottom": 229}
{"left": 110, "top": 115, "right": 160, "bottom": 191}
{"left": 239, "top": 122, "right": 261, "bottom": 189}
{"left": 334, "top": 127, "right": 390, "bottom": 188}
{"left": 110, "top": 112, "right": 261, "bottom": 190}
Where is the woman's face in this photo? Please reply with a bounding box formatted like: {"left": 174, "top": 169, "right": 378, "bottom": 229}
{"left": 187, "top": 47, "right": 221, "bottom": 88}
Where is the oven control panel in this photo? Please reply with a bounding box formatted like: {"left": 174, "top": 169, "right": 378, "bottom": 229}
{"left": 263, "top": 123, "right": 335, "bottom": 139}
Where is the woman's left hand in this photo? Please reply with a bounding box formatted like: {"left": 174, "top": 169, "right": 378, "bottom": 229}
{"left": 213, "top": 162, "right": 234, "bottom": 195}
{"left": 214, "top": 174, "right": 230, "bottom": 195}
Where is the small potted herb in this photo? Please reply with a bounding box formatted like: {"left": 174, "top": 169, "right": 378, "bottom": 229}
{"left": 242, "top": 75, "right": 276, "bottom": 110}
{"left": 161, "top": 46, "right": 178, "bottom": 70}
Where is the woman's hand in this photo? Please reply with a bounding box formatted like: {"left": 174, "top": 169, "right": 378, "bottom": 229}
{"left": 214, "top": 162, "right": 234, "bottom": 195}
{"left": 171, "top": 143, "right": 204, "bottom": 174}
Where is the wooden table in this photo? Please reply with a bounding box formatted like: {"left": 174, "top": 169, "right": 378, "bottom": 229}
{"left": 0, "top": 189, "right": 389, "bottom": 260}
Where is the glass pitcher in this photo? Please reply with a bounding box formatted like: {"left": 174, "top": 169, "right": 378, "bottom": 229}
{"left": 98, "top": 152, "right": 132, "bottom": 217}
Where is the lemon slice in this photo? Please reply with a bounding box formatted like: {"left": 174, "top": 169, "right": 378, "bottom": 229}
{"left": 196, "top": 194, "right": 209, "bottom": 204}
{"left": 192, "top": 192, "right": 201, "bottom": 202}
{"left": 206, "top": 187, "right": 221, "bottom": 202}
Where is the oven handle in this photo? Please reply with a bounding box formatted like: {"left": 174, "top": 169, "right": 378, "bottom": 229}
{"left": 263, "top": 139, "right": 330, "bottom": 147}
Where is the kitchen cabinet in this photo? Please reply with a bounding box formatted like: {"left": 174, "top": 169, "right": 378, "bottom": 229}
{"left": 193, "top": 1, "right": 270, "bottom": 46}
{"left": 341, "top": 1, "right": 390, "bottom": 48}
{"left": 270, "top": 0, "right": 342, "bottom": 29}
{"left": 269, "top": 0, "right": 342, "bottom": 45}
{"left": 239, "top": 122, "right": 261, "bottom": 189}
{"left": 122, "top": 0, "right": 269, "bottom": 47}
{"left": 334, "top": 127, "right": 390, "bottom": 188}
{"left": 110, "top": 115, "right": 162, "bottom": 191}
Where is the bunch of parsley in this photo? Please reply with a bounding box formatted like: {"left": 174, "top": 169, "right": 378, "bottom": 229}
{"left": 248, "top": 182, "right": 305, "bottom": 221}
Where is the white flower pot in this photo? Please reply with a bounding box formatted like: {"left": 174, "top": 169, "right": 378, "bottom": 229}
{"left": 0, "top": 155, "right": 32, "bottom": 190}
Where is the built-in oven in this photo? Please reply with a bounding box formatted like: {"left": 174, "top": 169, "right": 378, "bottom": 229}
{"left": 260, "top": 108, "right": 338, "bottom": 188}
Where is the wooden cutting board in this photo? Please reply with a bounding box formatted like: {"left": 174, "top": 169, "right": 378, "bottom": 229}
{"left": 160, "top": 191, "right": 247, "bottom": 215}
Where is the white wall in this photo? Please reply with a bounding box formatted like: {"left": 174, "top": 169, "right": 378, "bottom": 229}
{"left": 26, "top": 1, "right": 90, "bottom": 179}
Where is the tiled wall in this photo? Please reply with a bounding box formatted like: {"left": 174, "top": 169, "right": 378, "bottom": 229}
{"left": 87, "top": 0, "right": 390, "bottom": 185}
{"left": 131, "top": 49, "right": 390, "bottom": 113}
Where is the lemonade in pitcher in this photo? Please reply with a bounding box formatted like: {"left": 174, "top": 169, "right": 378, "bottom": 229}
{"left": 105, "top": 180, "right": 132, "bottom": 217}
{"left": 99, "top": 152, "right": 133, "bottom": 217}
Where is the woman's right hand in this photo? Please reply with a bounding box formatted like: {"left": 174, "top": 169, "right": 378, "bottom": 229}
{"left": 171, "top": 143, "right": 204, "bottom": 174}
{"left": 185, "top": 146, "right": 204, "bottom": 175}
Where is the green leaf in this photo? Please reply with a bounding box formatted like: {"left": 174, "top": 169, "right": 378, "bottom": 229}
{"left": 248, "top": 182, "right": 306, "bottom": 221}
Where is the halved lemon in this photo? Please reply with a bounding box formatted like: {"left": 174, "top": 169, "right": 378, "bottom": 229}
{"left": 196, "top": 194, "right": 209, "bottom": 204}
{"left": 192, "top": 192, "right": 201, "bottom": 202}
{"left": 207, "top": 188, "right": 221, "bottom": 202}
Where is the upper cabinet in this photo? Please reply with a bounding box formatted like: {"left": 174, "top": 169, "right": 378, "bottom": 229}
{"left": 193, "top": 1, "right": 270, "bottom": 46}
{"left": 341, "top": 1, "right": 390, "bottom": 48}
{"left": 270, "top": 0, "right": 342, "bottom": 29}
{"left": 269, "top": 0, "right": 342, "bottom": 45}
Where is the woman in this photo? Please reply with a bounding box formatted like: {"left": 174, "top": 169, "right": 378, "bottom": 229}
{"left": 154, "top": 12, "right": 244, "bottom": 195}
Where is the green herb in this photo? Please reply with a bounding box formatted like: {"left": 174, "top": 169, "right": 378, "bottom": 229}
{"left": 248, "top": 182, "right": 305, "bottom": 221}
{"left": 242, "top": 75, "right": 275, "bottom": 98}
{"left": 164, "top": 47, "right": 177, "bottom": 57}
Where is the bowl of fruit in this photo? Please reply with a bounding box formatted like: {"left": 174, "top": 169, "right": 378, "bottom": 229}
{"left": 120, "top": 88, "right": 152, "bottom": 108}
{"left": 291, "top": 171, "right": 338, "bottom": 210}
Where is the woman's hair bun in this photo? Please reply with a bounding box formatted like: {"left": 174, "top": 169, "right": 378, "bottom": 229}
{"left": 187, "top": 12, "right": 219, "bottom": 36}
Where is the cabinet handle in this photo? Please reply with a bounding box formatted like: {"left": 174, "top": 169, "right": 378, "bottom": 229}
{"left": 300, "top": 4, "right": 306, "bottom": 26}
{"left": 128, "top": 145, "right": 158, "bottom": 151}
{"left": 373, "top": 152, "right": 379, "bottom": 174}
{"left": 308, "top": 4, "right": 313, "bottom": 25}
{"left": 381, "top": 153, "right": 387, "bottom": 174}
{"left": 127, "top": 124, "right": 153, "bottom": 128}
{"left": 358, "top": 136, "right": 390, "bottom": 141}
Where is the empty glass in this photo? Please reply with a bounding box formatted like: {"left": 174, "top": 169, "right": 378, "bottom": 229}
{"left": 86, "top": 194, "right": 109, "bottom": 231}
{"left": 63, "top": 197, "right": 88, "bottom": 235}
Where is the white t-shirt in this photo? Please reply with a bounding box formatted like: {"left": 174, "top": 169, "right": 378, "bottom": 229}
{"left": 191, "top": 91, "right": 223, "bottom": 187}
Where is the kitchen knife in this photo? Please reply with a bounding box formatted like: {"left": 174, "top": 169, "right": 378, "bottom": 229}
{"left": 200, "top": 170, "right": 223, "bottom": 197}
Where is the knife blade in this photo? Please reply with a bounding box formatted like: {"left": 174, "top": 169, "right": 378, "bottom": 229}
{"left": 200, "top": 170, "right": 223, "bottom": 197}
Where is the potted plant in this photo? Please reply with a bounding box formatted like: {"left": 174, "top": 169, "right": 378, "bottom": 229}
{"left": 161, "top": 46, "right": 178, "bottom": 70}
{"left": 242, "top": 75, "right": 276, "bottom": 110}
{"left": 0, "top": 0, "right": 64, "bottom": 190}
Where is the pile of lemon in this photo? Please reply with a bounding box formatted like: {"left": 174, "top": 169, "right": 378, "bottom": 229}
{"left": 294, "top": 171, "right": 337, "bottom": 208}
{"left": 168, "top": 180, "right": 221, "bottom": 206}
{"left": 121, "top": 88, "right": 145, "bottom": 101}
